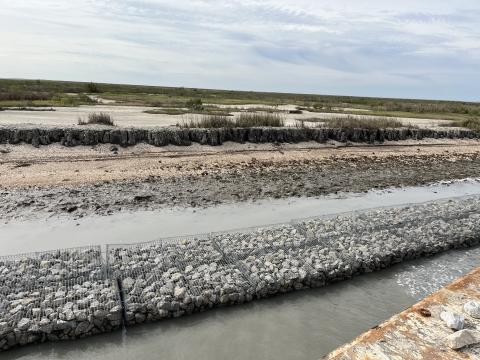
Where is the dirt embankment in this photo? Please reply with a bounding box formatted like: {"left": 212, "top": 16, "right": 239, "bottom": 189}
{"left": 1, "top": 141, "right": 480, "bottom": 221}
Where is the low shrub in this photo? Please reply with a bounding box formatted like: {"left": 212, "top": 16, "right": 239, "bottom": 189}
{"left": 86, "top": 82, "right": 100, "bottom": 93}
{"left": 78, "top": 112, "right": 115, "bottom": 126}
{"left": 186, "top": 98, "right": 204, "bottom": 111}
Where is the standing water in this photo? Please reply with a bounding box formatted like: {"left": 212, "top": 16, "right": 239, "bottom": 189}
{"left": 1, "top": 179, "right": 480, "bottom": 360}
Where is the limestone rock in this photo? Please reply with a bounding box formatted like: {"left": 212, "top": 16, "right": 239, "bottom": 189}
{"left": 440, "top": 311, "right": 464, "bottom": 331}
{"left": 17, "top": 318, "right": 31, "bottom": 331}
{"left": 174, "top": 287, "right": 186, "bottom": 300}
{"left": 445, "top": 329, "right": 480, "bottom": 350}
{"left": 464, "top": 300, "right": 480, "bottom": 319}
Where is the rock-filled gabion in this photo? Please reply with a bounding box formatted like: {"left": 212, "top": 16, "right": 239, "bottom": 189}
{"left": 108, "top": 237, "right": 254, "bottom": 325}
{"left": 112, "top": 196, "right": 480, "bottom": 327}
{"left": 0, "top": 125, "right": 478, "bottom": 148}
{"left": 0, "top": 247, "right": 121, "bottom": 351}
{"left": 1, "top": 196, "right": 480, "bottom": 352}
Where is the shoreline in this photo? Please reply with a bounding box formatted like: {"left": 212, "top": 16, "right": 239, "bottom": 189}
{"left": 1, "top": 196, "right": 479, "bottom": 352}
{"left": 323, "top": 266, "right": 480, "bottom": 359}
{"left": 1, "top": 141, "right": 480, "bottom": 221}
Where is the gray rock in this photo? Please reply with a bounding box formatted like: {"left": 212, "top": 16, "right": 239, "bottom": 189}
{"left": 122, "top": 277, "right": 135, "bottom": 290}
{"left": 94, "top": 310, "right": 107, "bottom": 320}
{"left": 445, "top": 329, "right": 480, "bottom": 350}
{"left": 17, "top": 318, "right": 31, "bottom": 331}
{"left": 0, "top": 322, "right": 10, "bottom": 335}
{"left": 134, "top": 313, "right": 146, "bottom": 323}
{"left": 463, "top": 300, "right": 480, "bottom": 319}
{"left": 440, "top": 311, "right": 465, "bottom": 331}
{"left": 174, "top": 287, "right": 186, "bottom": 300}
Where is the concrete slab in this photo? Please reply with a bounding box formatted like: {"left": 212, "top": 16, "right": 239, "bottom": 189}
{"left": 323, "top": 267, "right": 480, "bottom": 359}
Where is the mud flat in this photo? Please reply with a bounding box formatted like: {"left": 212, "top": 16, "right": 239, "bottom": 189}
{"left": 2, "top": 179, "right": 480, "bottom": 255}
{"left": 1, "top": 196, "right": 479, "bottom": 352}
{"left": 324, "top": 267, "right": 480, "bottom": 359}
{"left": 0, "top": 104, "right": 456, "bottom": 128}
{"left": 2, "top": 142, "right": 480, "bottom": 221}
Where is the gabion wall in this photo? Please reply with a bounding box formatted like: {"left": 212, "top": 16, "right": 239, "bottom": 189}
{"left": 1, "top": 196, "right": 480, "bottom": 351}
{"left": 0, "top": 246, "right": 121, "bottom": 350}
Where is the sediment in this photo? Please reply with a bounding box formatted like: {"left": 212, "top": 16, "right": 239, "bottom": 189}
{"left": 0, "top": 125, "right": 477, "bottom": 147}
{"left": 2, "top": 150, "right": 480, "bottom": 221}
{"left": 1, "top": 196, "right": 479, "bottom": 351}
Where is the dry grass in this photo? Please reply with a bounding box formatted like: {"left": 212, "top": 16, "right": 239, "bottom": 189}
{"left": 449, "top": 117, "right": 480, "bottom": 132}
{"left": 179, "top": 115, "right": 234, "bottom": 128}
{"left": 298, "top": 116, "right": 406, "bottom": 129}
{"left": 144, "top": 108, "right": 233, "bottom": 116}
{"left": 78, "top": 112, "right": 115, "bottom": 126}
{"left": 178, "top": 112, "right": 285, "bottom": 128}
{"left": 236, "top": 112, "right": 284, "bottom": 127}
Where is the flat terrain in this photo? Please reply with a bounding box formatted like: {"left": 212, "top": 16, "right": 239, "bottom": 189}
{"left": 1, "top": 78, "right": 479, "bottom": 129}
{"left": 1, "top": 78, "right": 479, "bottom": 222}
{"left": 1, "top": 139, "right": 480, "bottom": 221}
{"left": 0, "top": 104, "right": 455, "bottom": 128}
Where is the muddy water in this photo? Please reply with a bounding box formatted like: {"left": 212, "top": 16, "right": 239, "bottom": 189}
{"left": 1, "top": 179, "right": 480, "bottom": 255}
{"left": 1, "top": 180, "right": 480, "bottom": 359}
{"left": 3, "top": 246, "right": 479, "bottom": 360}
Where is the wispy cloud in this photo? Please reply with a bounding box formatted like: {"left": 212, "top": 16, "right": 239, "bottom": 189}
{"left": 0, "top": 0, "right": 479, "bottom": 100}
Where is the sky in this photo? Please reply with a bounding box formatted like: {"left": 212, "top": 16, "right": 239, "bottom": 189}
{"left": 1, "top": 0, "right": 479, "bottom": 101}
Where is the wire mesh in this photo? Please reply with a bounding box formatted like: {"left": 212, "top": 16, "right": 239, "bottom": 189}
{"left": 1, "top": 194, "right": 479, "bottom": 349}
{"left": 0, "top": 245, "right": 121, "bottom": 348}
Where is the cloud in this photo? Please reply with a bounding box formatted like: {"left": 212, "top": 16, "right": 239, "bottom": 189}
{"left": 0, "top": 0, "right": 479, "bottom": 100}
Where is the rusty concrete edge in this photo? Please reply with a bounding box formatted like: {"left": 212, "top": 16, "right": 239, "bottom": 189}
{"left": 322, "top": 266, "right": 480, "bottom": 359}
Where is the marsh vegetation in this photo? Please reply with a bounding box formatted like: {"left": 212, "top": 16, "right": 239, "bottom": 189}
{"left": 78, "top": 112, "right": 115, "bottom": 126}
{"left": 178, "top": 112, "right": 285, "bottom": 128}
{"left": 1, "top": 79, "right": 478, "bottom": 123}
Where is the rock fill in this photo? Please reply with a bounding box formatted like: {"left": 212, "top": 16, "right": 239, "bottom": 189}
{"left": 0, "top": 126, "right": 477, "bottom": 147}
{"left": 1, "top": 196, "right": 480, "bottom": 351}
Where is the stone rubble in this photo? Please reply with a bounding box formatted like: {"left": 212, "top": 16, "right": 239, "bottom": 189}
{"left": 1, "top": 196, "right": 480, "bottom": 352}
{"left": 0, "top": 125, "right": 477, "bottom": 148}
{"left": 464, "top": 301, "right": 480, "bottom": 319}
{"left": 440, "top": 311, "right": 465, "bottom": 331}
{"left": 446, "top": 329, "right": 480, "bottom": 350}
{"left": 111, "top": 196, "right": 480, "bottom": 326}
{"left": 0, "top": 247, "right": 121, "bottom": 351}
